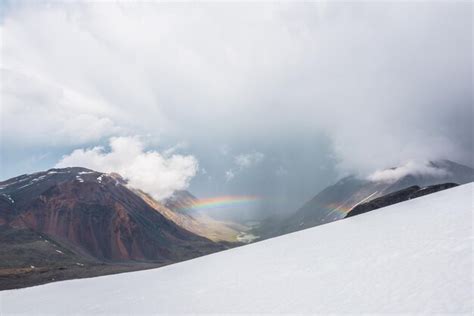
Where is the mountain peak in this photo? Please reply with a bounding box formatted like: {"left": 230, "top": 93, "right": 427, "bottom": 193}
{"left": 0, "top": 167, "right": 222, "bottom": 262}
{"left": 267, "top": 160, "right": 474, "bottom": 237}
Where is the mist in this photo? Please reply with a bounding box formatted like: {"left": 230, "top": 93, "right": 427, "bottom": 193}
{"left": 56, "top": 137, "right": 198, "bottom": 200}
{"left": 1, "top": 1, "right": 472, "bottom": 218}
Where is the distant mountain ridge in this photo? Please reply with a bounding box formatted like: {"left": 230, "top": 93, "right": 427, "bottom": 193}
{"left": 163, "top": 190, "right": 199, "bottom": 215}
{"left": 260, "top": 160, "right": 474, "bottom": 238}
{"left": 137, "top": 190, "right": 242, "bottom": 243}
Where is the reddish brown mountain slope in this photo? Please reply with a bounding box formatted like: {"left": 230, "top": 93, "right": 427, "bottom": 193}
{"left": 0, "top": 167, "right": 223, "bottom": 262}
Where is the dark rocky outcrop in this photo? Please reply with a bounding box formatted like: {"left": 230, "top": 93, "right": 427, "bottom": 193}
{"left": 345, "top": 183, "right": 459, "bottom": 218}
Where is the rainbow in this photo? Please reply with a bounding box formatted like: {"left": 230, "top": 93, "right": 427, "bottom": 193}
{"left": 189, "top": 195, "right": 261, "bottom": 210}
{"left": 324, "top": 191, "right": 380, "bottom": 215}
{"left": 325, "top": 203, "right": 354, "bottom": 214}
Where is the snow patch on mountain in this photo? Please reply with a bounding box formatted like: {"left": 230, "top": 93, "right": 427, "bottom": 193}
{"left": 96, "top": 174, "right": 105, "bottom": 183}
{"left": 1, "top": 194, "right": 14, "bottom": 204}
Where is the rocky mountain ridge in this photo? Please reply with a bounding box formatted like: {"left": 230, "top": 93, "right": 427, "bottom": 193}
{"left": 257, "top": 160, "right": 474, "bottom": 238}
{"left": 0, "top": 167, "right": 231, "bottom": 289}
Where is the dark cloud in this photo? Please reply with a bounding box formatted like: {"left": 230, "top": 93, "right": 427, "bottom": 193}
{"left": 1, "top": 2, "right": 472, "bottom": 214}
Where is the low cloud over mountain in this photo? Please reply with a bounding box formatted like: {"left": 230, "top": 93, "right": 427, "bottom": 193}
{"left": 56, "top": 137, "right": 198, "bottom": 200}
{"left": 1, "top": 1, "right": 472, "bottom": 209}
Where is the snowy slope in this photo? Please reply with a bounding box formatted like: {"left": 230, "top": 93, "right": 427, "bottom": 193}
{"left": 1, "top": 184, "right": 472, "bottom": 314}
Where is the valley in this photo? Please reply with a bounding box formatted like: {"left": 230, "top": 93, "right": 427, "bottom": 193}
{"left": 1, "top": 160, "right": 472, "bottom": 290}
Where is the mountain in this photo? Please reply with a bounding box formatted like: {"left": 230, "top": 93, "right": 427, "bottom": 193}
{"left": 0, "top": 167, "right": 225, "bottom": 289}
{"left": 163, "top": 190, "right": 199, "bottom": 215}
{"left": 137, "top": 190, "right": 243, "bottom": 243}
{"left": 2, "top": 184, "right": 471, "bottom": 314}
{"left": 261, "top": 160, "right": 474, "bottom": 237}
{"left": 0, "top": 167, "right": 222, "bottom": 261}
{"left": 0, "top": 225, "right": 160, "bottom": 290}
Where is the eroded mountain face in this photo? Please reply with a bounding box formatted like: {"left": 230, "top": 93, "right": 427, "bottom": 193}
{"left": 0, "top": 167, "right": 223, "bottom": 262}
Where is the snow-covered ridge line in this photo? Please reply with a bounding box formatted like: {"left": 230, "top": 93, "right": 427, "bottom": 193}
{"left": 1, "top": 183, "right": 471, "bottom": 314}
{"left": 78, "top": 171, "right": 94, "bottom": 175}
{"left": 0, "top": 168, "right": 115, "bottom": 190}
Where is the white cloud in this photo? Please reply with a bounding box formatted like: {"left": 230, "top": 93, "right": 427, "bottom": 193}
{"left": 163, "top": 142, "right": 188, "bottom": 158}
{"left": 225, "top": 170, "right": 235, "bottom": 182}
{"left": 2, "top": 2, "right": 472, "bottom": 179}
{"left": 234, "top": 152, "right": 265, "bottom": 169}
{"left": 1, "top": 69, "right": 122, "bottom": 146}
{"left": 275, "top": 166, "right": 288, "bottom": 176}
{"left": 368, "top": 161, "right": 451, "bottom": 183}
{"left": 219, "top": 145, "right": 230, "bottom": 156}
{"left": 55, "top": 137, "right": 198, "bottom": 200}
{"left": 225, "top": 151, "right": 265, "bottom": 181}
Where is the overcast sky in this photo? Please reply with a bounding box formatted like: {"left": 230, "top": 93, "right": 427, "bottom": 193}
{"left": 1, "top": 1, "right": 472, "bottom": 214}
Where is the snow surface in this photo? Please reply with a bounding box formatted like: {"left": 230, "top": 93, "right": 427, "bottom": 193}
{"left": 1, "top": 184, "right": 472, "bottom": 314}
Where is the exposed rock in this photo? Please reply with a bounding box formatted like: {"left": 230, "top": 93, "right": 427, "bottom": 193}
{"left": 345, "top": 183, "right": 459, "bottom": 218}
{"left": 0, "top": 167, "right": 223, "bottom": 262}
